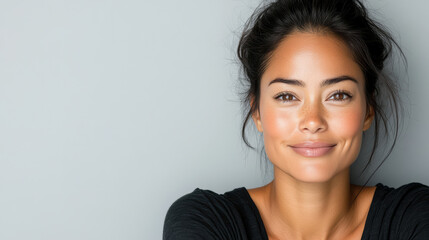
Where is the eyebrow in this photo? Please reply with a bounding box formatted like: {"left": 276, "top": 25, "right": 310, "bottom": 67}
{"left": 268, "top": 75, "right": 358, "bottom": 87}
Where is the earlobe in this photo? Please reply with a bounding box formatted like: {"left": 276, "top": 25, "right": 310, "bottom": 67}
{"left": 363, "top": 105, "right": 374, "bottom": 131}
{"left": 250, "top": 97, "right": 263, "bottom": 132}
{"left": 252, "top": 110, "right": 263, "bottom": 132}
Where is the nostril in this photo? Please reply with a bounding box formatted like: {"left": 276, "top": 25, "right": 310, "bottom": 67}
{"left": 299, "top": 116, "right": 327, "bottom": 133}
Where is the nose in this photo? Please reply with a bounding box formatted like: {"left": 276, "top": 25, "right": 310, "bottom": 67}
{"left": 298, "top": 103, "right": 327, "bottom": 134}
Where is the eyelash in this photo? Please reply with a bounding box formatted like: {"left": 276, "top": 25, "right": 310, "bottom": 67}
{"left": 274, "top": 90, "right": 353, "bottom": 103}
{"left": 274, "top": 91, "right": 299, "bottom": 102}
{"left": 328, "top": 90, "right": 353, "bottom": 101}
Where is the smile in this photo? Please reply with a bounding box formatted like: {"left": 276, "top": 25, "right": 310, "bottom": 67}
{"left": 289, "top": 142, "right": 336, "bottom": 157}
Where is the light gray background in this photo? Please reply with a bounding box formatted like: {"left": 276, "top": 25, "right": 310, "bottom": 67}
{"left": 0, "top": 0, "right": 428, "bottom": 239}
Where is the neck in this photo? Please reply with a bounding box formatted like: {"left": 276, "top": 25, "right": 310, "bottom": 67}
{"left": 264, "top": 168, "right": 358, "bottom": 240}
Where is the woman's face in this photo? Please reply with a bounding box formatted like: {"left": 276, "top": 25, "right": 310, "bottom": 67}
{"left": 253, "top": 32, "right": 373, "bottom": 183}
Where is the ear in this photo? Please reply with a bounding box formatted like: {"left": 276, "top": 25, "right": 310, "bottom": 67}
{"left": 250, "top": 97, "right": 263, "bottom": 132}
{"left": 363, "top": 105, "right": 374, "bottom": 131}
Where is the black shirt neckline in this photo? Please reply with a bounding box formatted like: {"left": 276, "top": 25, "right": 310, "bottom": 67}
{"left": 238, "top": 184, "right": 385, "bottom": 240}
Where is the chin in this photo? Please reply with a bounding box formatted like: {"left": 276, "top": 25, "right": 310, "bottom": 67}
{"left": 276, "top": 163, "right": 345, "bottom": 183}
{"left": 291, "top": 173, "right": 336, "bottom": 183}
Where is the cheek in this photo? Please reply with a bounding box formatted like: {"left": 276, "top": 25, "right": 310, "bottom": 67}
{"left": 260, "top": 104, "right": 296, "bottom": 139}
{"left": 330, "top": 106, "right": 365, "bottom": 140}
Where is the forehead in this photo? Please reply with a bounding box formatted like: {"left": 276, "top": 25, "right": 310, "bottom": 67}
{"left": 261, "top": 31, "right": 364, "bottom": 86}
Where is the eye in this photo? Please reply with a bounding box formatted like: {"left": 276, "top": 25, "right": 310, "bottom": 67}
{"left": 274, "top": 92, "right": 298, "bottom": 102}
{"left": 328, "top": 90, "right": 352, "bottom": 101}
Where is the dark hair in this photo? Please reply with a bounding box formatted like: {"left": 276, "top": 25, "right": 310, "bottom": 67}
{"left": 237, "top": 0, "right": 405, "bottom": 183}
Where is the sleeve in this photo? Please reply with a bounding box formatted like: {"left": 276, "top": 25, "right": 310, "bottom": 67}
{"left": 396, "top": 183, "right": 429, "bottom": 239}
{"left": 162, "top": 189, "right": 244, "bottom": 240}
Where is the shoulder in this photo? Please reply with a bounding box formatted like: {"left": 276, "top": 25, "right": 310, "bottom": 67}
{"left": 364, "top": 182, "right": 429, "bottom": 239}
{"left": 374, "top": 182, "right": 429, "bottom": 211}
{"left": 163, "top": 187, "right": 255, "bottom": 240}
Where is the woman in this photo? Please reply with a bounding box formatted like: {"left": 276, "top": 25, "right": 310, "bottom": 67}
{"left": 163, "top": 0, "right": 429, "bottom": 239}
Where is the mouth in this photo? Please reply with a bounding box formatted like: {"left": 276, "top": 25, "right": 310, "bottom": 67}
{"left": 289, "top": 142, "right": 337, "bottom": 157}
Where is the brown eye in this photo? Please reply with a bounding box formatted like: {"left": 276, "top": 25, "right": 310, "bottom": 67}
{"left": 328, "top": 91, "right": 352, "bottom": 101}
{"left": 275, "top": 93, "right": 297, "bottom": 102}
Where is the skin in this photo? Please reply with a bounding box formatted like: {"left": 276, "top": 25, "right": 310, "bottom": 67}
{"left": 248, "top": 31, "right": 376, "bottom": 240}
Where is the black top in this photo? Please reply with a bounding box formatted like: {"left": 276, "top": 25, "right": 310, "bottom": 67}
{"left": 163, "top": 183, "right": 429, "bottom": 239}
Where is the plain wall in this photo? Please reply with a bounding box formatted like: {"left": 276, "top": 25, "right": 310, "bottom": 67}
{"left": 0, "top": 0, "right": 428, "bottom": 239}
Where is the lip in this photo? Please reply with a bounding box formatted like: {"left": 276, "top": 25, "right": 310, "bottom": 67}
{"left": 289, "top": 142, "right": 336, "bottom": 157}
